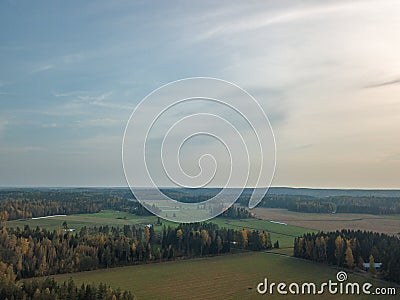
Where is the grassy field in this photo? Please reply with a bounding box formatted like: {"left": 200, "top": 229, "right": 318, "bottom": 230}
{"left": 52, "top": 251, "right": 396, "bottom": 300}
{"left": 7, "top": 210, "right": 164, "bottom": 231}
{"left": 211, "top": 217, "right": 314, "bottom": 249}
{"left": 7, "top": 210, "right": 316, "bottom": 249}
{"left": 252, "top": 208, "right": 400, "bottom": 236}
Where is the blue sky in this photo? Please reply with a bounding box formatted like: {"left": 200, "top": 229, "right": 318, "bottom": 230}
{"left": 1, "top": 1, "right": 400, "bottom": 188}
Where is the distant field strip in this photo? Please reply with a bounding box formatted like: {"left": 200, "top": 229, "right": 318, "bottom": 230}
{"left": 253, "top": 208, "right": 400, "bottom": 236}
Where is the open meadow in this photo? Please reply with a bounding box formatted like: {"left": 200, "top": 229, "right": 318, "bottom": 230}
{"left": 252, "top": 207, "right": 400, "bottom": 236}
{"left": 52, "top": 251, "right": 396, "bottom": 300}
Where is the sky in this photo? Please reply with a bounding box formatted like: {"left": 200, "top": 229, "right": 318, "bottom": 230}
{"left": 0, "top": 0, "right": 400, "bottom": 188}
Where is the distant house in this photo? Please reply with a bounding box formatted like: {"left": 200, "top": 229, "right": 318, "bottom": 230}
{"left": 363, "top": 263, "right": 382, "bottom": 270}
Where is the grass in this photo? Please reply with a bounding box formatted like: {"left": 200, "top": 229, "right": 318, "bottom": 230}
{"left": 7, "top": 210, "right": 162, "bottom": 230}
{"left": 52, "top": 251, "right": 395, "bottom": 300}
{"left": 383, "top": 214, "right": 400, "bottom": 220}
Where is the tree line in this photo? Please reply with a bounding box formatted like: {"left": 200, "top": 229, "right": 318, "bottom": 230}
{"left": 0, "top": 275, "right": 134, "bottom": 300}
{"left": 0, "top": 222, "right": 272, "bottom": 280}
{"left": 238, "top": 194, "right": 400, "bottom": 214}
{"left": 294, "top": 229, "right": 400, "bottom": 283}
{"left": 2, "top": 189, "right": 400, "bottom": 218}
{"left": 220, "top": 206, "right": 251, "bottom": 219}
{"left": 0, "top": 190, "right": 131, "bottom": 221}
{"left": 0, "top": 190, "right": 253, "bottom": 221}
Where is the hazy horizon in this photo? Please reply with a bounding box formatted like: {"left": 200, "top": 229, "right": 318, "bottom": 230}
{"left": 1, "top": 185, "right": 400, "bottom": 191}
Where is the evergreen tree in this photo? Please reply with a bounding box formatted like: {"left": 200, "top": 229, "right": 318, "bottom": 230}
{"left": 369, "top": 255, "right": 377, "bottom": 275}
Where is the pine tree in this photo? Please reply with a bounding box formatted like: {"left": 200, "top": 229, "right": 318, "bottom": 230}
{"left": 369, "top": 255, "right": 377, "bottom": 275}
{"left": 345, "top": 242, "right": 354, "bottom": 268}
{"left": 334, "top": 236, "right": 345, "bottom": 266}
{"left": 358, "top": 256, "right": 365, "bottom": 269}
{"left": 274, "top": 240, "right": 279, "bottom": 249}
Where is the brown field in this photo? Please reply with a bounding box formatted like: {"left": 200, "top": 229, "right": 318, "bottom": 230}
{"left": 252, "top": 208, "right": 400, "bottom": 236}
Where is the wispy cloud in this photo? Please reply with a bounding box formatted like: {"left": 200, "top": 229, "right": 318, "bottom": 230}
{"left": 0, "top": 146, "right": 44, "bottom": 153}
{"left": 78, "top": 92, "right": 112, "bottom": 102}
{"left": 62, "top": 52, "right": 86, "bottom": 64}
{"left": 364, "top": 78, "right": 400, "bottom": 88}
{"left": 53, "top": 90, "right": 94, "bottom": 97}
{"left": 61, "top": 134, "right": 122, "bottom": 154}
{"left": 21, "top": 91, "right": 133, "bottom": 118}
{"left": 292, "top": 144, "right": 314, "bottom": 151}
{"left": 89, "top": 100, "right": 134, "bottom": 110}
{"left": 19, "top": 146, "right": 43, "bottom": 152}
{"left": 41, "top": 123, "right": 57, "bottom": 128}
{"left": 192, "top": 2, "right": 369, "bottom": 41}
{"left": 31, "top": 64, "right": 54, "bottom": 73}
{"left": 73, "top": 118, "right": 125, "bottom": 127}
{"left": 0, "top": 120, "right": 8, "bottom": 131}
{"left": 17, "top": 101, "right": 86, "bottom": 117}
{"left": 78, "top": 92, "right": 134, "bottom": 110}
{"left": 384, "top": 153, "right": 400, "bottom": 161}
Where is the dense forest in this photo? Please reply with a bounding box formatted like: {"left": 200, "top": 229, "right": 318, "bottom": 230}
{"left": 159, "top": 188, "right": 400, "bottom": 214}
{"left": 0, "top": 190, "right": 134, "bottom": 221}
{"left": 160, "top": 187, "right": 400, "bottom": 199}
{"left": 0, "top": 190, "right": 253, "bottom": 221}
{"left": 294, "top": 229, "right": 400, "bottom": 284}
{"left": 238, "top": 194, "right": 400, "bottom": 215}
{"left": 220, "top": 206, "right": 251, "bottom": 219}
{"left": 0, "top": 276, "right": 134, "bottom": 300}
{"left": 1, "top": 189, "right": 400, "bottom": 220}
{"left": 0, "top": 222, "right": 271, "bottom": 279}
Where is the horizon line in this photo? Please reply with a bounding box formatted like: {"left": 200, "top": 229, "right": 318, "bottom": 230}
{"left": 1, "top": 185, "right": 400, "bottom": 191}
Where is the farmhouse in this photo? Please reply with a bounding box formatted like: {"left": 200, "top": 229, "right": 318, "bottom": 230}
{"left": 362, "top": 263, "right": 382, "bottom": 270}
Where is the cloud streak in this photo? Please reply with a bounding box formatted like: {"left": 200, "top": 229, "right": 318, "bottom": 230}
{"left": 364, "top": 78, "right": 400, "bottom": 88}
{"left": 31, "top": 64, "right": 54, "bottom": 73}
{"left": 73, "top": 118, "right": 125, "bottom": 128}
{"left": 0, "top": 146, "right": 44, "bottom": 153}
{"left": 0, "top": 120, "right": 8, "bottom": 131}
{"left": 192, "top": 2, "right": 377, "bottom": 41}
{"left": 77, "top": 92, "right": 134, "bottom": 110}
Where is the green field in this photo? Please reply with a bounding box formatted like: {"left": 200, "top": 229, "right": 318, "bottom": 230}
{"left": 7, "top": 210, "right": 316, "bottom": 249}
{"left": 52, "top": 251, "right": 395, "bottom": 300}
{"left": 7, "top": 210, "right": 164, "bottom": 230}
{"left": 383, "top": 214, "right": 400, "bottom": 220}
{"left": 211, "top": 218, "right": 315, "bottom": 249}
